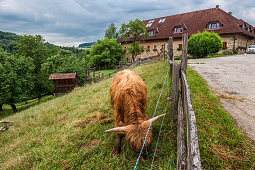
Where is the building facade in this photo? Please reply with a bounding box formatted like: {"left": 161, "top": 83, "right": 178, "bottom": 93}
{"left": 119, "top": 6, "right": 255, "bottom": 59}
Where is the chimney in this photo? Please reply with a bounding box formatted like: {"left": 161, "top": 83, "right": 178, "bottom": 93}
{"left": 216, "top": 5, "right": 219, "bottom": 9}
{"left": 228, "top": 12, "right": 232, "bottom": 15}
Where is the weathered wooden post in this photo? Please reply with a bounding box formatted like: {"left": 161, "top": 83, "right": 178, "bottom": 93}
{"left": 168, "top": 37, "right": 174, "bottom": 78}
{"left": 163, "top": 43, "right": 166, "bottom": 60}
{"left": 171, "top": 63, "right": 180, "bottom": 120}
{"left": 177, "top": 97, "right": 186, "bottom": 169}
{"left": 181, "top": 33, "right": 188, "bottom": 74}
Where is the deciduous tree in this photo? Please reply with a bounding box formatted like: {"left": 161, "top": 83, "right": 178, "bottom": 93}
{"left": 89, "top": 38, "right": 122, "bottom": 69}
{"left": 119, "top": 19, "right": 149, "bottom": 62}
{"left": 0, "top": 51, "right": 34, "bottom": 112}
{"left": 105, "top": 23, "right": 119, "bottom": 39}
{"left": 16, "top": 35, "right": 53, "bottom": 99}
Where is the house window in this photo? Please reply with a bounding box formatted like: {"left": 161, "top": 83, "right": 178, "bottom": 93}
{"left": 177, "top": 44, "right": 182, "bottom": 51}
{"left": 146, "top": 46, "right": 150, "bottom": 52}
{"left": 208, "top": 22, "right": 220, "bottom": 30}
{"left": 148, "top": 29, "right": 155, "bottom": 35}
{"left": 158, "top": 18, "right": 166, "bottom": 23}
{"left": 146, "top": 20, "right": 154, "bottom": 27}
{"left": 223, "top": 42, "right": 227, "bottom": 49}
{"left": 153, "top": 45, "right": 157, "bottom": 51}
{"left": 174, "top": 27, "right": 183, "bottom": 33}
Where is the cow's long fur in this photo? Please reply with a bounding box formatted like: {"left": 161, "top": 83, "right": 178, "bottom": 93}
{"left": 110, "top": 69, "right": 152, "bottom": 153}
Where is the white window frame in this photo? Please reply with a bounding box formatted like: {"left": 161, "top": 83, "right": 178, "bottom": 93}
{"left": 158, "top": 18, "right": 166, "bottom": 23}
{"left": 146, "top": 20, "right": 155, "bottom": 27}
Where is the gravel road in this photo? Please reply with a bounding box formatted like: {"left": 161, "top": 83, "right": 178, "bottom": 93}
{"left": 188, "top": 54, "right": 255, "bottom": 142}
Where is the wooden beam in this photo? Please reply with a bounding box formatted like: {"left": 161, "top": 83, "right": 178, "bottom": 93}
{"left": 181, "top": 33, "right": 188, "bottom": 74}
{"left": 181, "top": 70, "right": 201, "bottom": 170}
{"left": 171, "top": 63, "right": 180, "bottom": 120}
{"left": 177, "top": 96, "right": 186, "bottom": 170}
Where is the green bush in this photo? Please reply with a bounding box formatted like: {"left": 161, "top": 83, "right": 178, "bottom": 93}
{"left": 188, "top": 30, "right": 222, "bottom": 58}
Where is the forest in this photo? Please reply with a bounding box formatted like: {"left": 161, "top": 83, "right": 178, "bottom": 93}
{"left": 0, "top": 31, "right": 123, "bottom": 112}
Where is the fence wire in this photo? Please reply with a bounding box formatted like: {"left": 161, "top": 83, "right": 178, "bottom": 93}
{"left": 134, "top": 65, "right": 169, "bottom": 170}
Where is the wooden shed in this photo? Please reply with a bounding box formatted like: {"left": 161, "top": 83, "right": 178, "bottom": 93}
{"left": 49, "top": 73, "right": 79, "bottom": 96}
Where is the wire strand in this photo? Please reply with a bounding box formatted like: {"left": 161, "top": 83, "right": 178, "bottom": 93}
{"left": 150, "top": 65, "right": 170, "bottom": 169}
{"left": 134, "top": 67, "right": 169, "bottom": 170}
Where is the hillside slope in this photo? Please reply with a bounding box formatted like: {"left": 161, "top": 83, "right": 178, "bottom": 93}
{"left": 0, "top": 61, "right": 175, "bottom": 169}
{"left": 0, "top": 61, "right": 254, "bottom": 169}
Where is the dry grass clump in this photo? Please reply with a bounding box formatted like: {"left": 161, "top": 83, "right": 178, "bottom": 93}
{"left": 73, "top": 113, "right": 113, "bottom": 128}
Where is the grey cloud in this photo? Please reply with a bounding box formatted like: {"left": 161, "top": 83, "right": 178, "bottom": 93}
{"left": 0, "top": 0, "right": 254, "bottom": 46}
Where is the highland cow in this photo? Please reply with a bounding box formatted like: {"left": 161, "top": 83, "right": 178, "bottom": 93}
{"left": 105, "top": 69, "right": 165, "bottom": 156}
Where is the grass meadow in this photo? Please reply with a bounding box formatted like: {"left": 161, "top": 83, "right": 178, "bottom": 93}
{"left": 0, "top": 61, "right": 254, "bottom": 169}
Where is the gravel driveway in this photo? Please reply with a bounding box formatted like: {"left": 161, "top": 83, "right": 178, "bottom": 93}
{"left": 188, "top": 54, "right": 255, "bottom": 142}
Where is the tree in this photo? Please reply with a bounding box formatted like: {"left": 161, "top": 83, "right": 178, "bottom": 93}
{"left": 89, "top": 38, "right": 122, "bottom": 69}
{"left": 105, "top": 23, "right": 119, "bottom": 39}
{"left": 41, "top": 49, "right": 88, "bottom": 85}
{"left": 0, "top": 51, "right": 34, "bottom": 112}
{"left": 16, "top": 35, "right": 53, "bottom": 99}
{"left": 188, "top": 30, "right": 223, "bottom": 58}
{"left": 119, "top": 19, "right": 149, "bottom": 62}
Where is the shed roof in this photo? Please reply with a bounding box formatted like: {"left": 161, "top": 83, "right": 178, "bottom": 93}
{"left": 49, "top": 73, "right": 77, "bottom": 80}
{"left": 118, "top": 7, "right": 255, "bottom": 43}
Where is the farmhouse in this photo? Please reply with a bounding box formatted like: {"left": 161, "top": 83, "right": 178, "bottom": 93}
{"left": 119, "top": 5, "right": 255, "bottom": 58}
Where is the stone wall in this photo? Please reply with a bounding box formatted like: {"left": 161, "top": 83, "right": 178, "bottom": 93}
{"left": 221, "top": 34, "right": 255, "bottom": 54}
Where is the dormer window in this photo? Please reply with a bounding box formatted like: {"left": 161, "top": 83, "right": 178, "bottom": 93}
{"left": 148, "top": 29, "right": 155, "bottom": 35}
{"left": 208, "top": 22, "right": 220, "bottom": 30}
{"left": 146, "top": 20, "right": 154, "bottom": 27}
{"left": 174, "top": 26, "right": 183, "bottom": 33}
{"left": 158, "top": 18, "right": 166, "bottom": 23}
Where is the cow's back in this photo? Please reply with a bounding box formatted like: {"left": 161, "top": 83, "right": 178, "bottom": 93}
{"left": 110, "top": 69, "right": 147, "bottom": 124}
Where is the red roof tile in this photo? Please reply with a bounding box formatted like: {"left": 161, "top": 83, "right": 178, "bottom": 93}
{"left": 49, "top": 73, "right": 77, "bottom": 80}
{"left": 118, "top": 7, "right": 255, "bottom": 43}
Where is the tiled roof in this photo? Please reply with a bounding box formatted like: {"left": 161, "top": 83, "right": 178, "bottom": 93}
{"left": 49, "top": 73, "right": 77, "bottom": 80}
{"left": 118, "top": 7, "right": 255, "bottom": 43}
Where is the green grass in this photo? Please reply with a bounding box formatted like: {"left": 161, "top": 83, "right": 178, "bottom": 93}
{"left": 0, "top": 61, "right": 176, "bottom": 169}
{"left": 0, "top": 95, "right": 55, "bottom": 120}
{"left": 94, "top": 69, "right": 117, "bottom": 75}
{"left": 175, "top": 54, "right": 237, "bottom": 60}
{"left": 187, "top": 68, "right": 255, "bottom": 169}
{"left": 0, "top": 61, "right": 254, "bottom": 169}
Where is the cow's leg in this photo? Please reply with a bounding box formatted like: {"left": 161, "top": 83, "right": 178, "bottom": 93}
{"left": 112, "top": 132, "right": 124, "bottom": 156}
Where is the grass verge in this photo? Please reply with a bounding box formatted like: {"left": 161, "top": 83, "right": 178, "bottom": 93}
{"left": 187, "top": 67, "right": 255, "bottom": 169}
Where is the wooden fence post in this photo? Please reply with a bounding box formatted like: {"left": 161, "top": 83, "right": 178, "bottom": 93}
{"left": 171, "top": 63, "right": 180, "bottom": 120}
{"left": 181, "top": 71, "right": 201, "bottom": 170}
{"left": 163, "top": 43, "right": 166, "bottom": 60}
{"left": 168, "top": 37, "right": 174, "bottom": 78}
{"left": 177, "top": 96, "right": 186, "bottom": 170}
{"left": 181, "top": 33, "right": 188, "bottom": 74}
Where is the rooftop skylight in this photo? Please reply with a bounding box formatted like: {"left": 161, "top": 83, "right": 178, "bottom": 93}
{"left": 146, "top": 20, "right": 154, "bottom": 27}
{"left": 158, "top": 18, "right": 166, "bottom": 23}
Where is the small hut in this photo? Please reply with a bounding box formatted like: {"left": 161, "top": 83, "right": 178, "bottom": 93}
{"left": 49, "top": 73, "right": 79, "bottom": 96}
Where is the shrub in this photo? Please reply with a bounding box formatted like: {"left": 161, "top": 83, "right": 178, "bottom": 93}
{"left": 188, "top": 30, "right": 222, "bottom": 58}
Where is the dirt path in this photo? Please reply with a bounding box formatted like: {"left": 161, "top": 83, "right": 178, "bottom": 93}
{"left": 188, "top": 54, "right": 255, "bottom": 143}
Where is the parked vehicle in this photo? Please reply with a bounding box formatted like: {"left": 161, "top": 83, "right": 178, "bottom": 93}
{"left": 246, "top": 45, "right": 255, "bottom": 54}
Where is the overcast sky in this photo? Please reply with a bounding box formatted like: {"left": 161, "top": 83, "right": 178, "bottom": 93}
{"left": 0, "top": 0, "right": 254, "bottom": 46}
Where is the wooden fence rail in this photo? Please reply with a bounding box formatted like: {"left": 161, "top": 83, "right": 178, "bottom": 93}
{"left": 168, "top": 34, "right": 201, "bottom": 170}
{"left": 84, "top": 56, "right": 160, "bottom": 83}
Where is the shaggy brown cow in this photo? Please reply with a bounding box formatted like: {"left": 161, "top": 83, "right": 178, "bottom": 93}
{"left": 105, "top": 69, "right": 165, "bottom": 155}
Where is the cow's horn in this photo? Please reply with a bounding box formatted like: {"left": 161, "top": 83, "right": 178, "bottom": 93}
{"left": 148, "top": 114, "right": 166, "bottom": 123}
{"left": 104, "top": 126, "right": 126, "bottom": 133}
